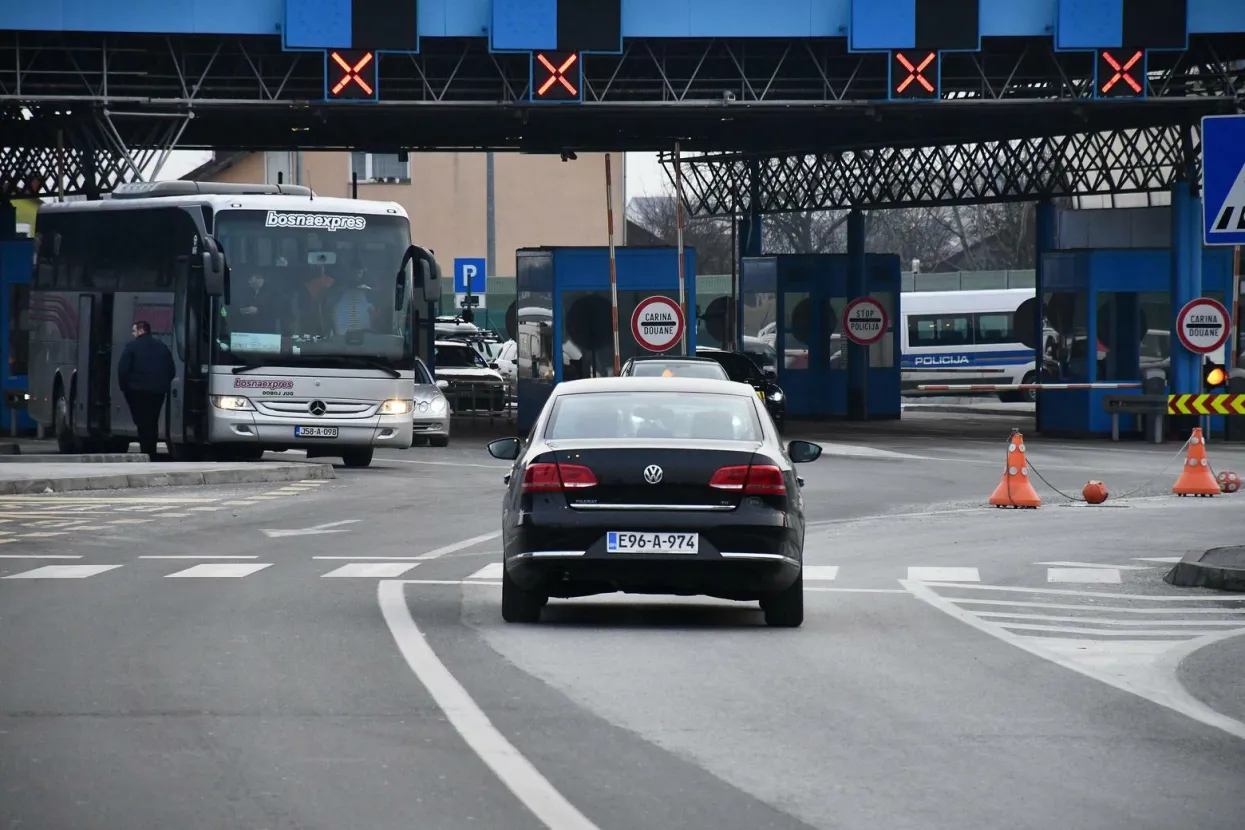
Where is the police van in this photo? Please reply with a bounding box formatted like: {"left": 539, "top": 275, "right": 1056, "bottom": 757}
{"left": 901, "top": 288, "right": 1052, "bottom": 403}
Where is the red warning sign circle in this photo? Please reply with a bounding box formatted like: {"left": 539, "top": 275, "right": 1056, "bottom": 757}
{"left": 631, "top": 296, "right": 686, "bottom": 353}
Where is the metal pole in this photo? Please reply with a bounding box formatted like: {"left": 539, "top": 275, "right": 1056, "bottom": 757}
{"left": 729, "top": 188, "right": 738, "bottom": 351}
{"left": 674, "top": 141, "right": 687, "bottom": 355}
{"left": 1231, "top": 245, "right": 1241, "bottom": 370}
{"left": 486, "top": 151, "right": 496, "bottom": 326}
{"left": 605, "top": 154, "right": 621, "bottom": 375}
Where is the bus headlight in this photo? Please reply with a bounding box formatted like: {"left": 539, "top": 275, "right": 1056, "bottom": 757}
{"left": 379, "top": 399, "right": 413, "bottom": 415}
{"left": 210, "top": 395, "right": 255, "bottom": 411}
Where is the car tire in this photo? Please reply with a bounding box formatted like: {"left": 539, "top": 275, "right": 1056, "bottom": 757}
{"left": 429, "top": 435, "right": 449, "bottom": 447}
{"left": 501, "top": 566, "right": 545, "bottom": 623}
{"left": 341, "top": 447, "right": 374, "bottom": 468}
{"left": 761, "top": 572, "right": 804, "bottom": 628}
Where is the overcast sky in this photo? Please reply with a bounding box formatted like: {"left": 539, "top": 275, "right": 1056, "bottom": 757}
{"left": 157, "top": 150, "right": 670, "bottom": 202}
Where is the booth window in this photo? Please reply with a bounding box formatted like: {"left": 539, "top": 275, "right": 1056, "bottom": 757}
{"left": 8, "top": 283, "right": 29, "bottom": 377}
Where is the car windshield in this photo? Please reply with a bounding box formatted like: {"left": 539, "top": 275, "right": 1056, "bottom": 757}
{"left": 436, "top": 343, "right": 488, "bottom": 369}
{"left": 628, "top": 361, "right": 729, "bottom": 380}
{"left": 702, "top": 351, "right": 762, "bottom": 382}
{"left": 414, "top": 358, "right": 435, "bottom": 385}
{"left": 211, "top": 209, "right": 413, "bottom": 368}
{"left": 545, "top": 391, "right": 763, "bottom": 441}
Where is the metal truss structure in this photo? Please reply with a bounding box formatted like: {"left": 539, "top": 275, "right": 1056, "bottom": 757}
{"left": 661, "top": 125, "right": 1203, "bottom": 214}
{"left": 0, "top": 108, "right": 191, "bottom": 199}
{"left": 0, "top": 31, "right": 1242, "bottom": 153}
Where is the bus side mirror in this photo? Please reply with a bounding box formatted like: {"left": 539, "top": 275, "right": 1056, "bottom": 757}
{"left": 202, "top": 238, "right": 229, "bottom": 301}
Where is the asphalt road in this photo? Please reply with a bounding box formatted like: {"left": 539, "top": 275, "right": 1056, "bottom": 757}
{"left": 3, "top": 432, "right": 1245, "bottom": 830}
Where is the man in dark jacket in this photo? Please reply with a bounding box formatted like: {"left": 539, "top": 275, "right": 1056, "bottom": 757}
{"left": 117, "top": 320, "right": 176, "bottom": 459}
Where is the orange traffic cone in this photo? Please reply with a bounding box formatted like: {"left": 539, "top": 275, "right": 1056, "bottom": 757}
{"left": 1173, "top": 428, "right": 1220, "bottom": 497}
{"left": 989, "top": 431, "right": 1041, "bottom": 508}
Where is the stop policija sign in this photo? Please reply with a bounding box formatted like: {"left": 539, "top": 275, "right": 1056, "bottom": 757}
{"left": 631, "top": 295, "right": 686, "bottom": 353}
{"left": 1176, "top": 297, "right": 1231, "bottom": 355}
{"left": 841, "top": 297, "right": 889, "bottom": 346}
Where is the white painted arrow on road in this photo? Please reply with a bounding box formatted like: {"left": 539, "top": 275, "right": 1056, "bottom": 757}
{"left": 261, "top": 519, "right": 361, "bottom": 538}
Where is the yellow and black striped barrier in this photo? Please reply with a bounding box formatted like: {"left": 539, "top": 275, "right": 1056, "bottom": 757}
{"left": 1167, "top": 394, "right": 1245, "bottom": 416}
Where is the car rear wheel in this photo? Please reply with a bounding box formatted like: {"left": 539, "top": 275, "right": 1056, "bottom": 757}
{"left": 501, "top": 566, "right": 546, "bottom": 623}
{"left": 760, "top": 572, "right": 803, "bottom": 627}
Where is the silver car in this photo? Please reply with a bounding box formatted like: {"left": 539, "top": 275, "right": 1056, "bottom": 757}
{"left": 412, "top": 357, "right": 451, "bottom": 447}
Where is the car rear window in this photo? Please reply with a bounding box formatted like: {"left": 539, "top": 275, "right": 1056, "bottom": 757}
{"left": 545, "top": 391, "right": 763, "bottom": 441}
{"left": 629, "top": 361, "right": 728, "bottom": 380}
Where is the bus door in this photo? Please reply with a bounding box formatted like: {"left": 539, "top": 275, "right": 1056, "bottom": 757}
{"left": 113, "top": 292, "right": 177, "bottom": 442}
{"left": 74, "top": 294, "right": 114, "bottom": 440}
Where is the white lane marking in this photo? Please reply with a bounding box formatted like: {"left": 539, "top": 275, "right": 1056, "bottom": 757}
{"left": 976, "top": 612, "right": 1245, "bottom": 628}
{"left": 802, "top": 565, "right": 839, "bottom": 581}
{"left": 952, "top": 599, "right": 1245, "bottom": 614}
{"left": 907, "top": 567, "right": 980, "bottom": 582}
{"left": 107, "top": 519, "right": 152, "bottom": 525}
{"left": 139, "top": 555, "right": 259, "bottom": 560}
{"left": 903, "top": 579, "right": 1245, "bottom": 741}
{"left": 1036, "top": 561, "right": 1153, "bottom": 570}
{"left": 1134, "top": 556, "right": 1183, "bottom": 563}
{"left": 4, "top": 564, "right": 122, "bottom": 579}
{"left": 807, "top": 506, "right": 989, "bottom": 527}
{"left": 1047, "top": 568, "right": 1122, "bottom": 584}
{"left": 984, "top": 622, "right": 1229, "bottom": 637}
{"left": 920, "top": 582, "right": 1245, "bottom": 601}
{"left": 416, "top": 531, "right": 502, "bottom": 561}
{"left": 164, "top": 563, "right": 273, "bottom": 578}
{"left": 323, "top": 562, "right": 420, "bottom": 578}
{"left": 805, "top": 587, "right": 910, "bottom": 594}
{"left": 314, "top": 556, "right": 425, "bottom": 560}
{"left": 0, "top": 554, "right": 83, "bottom": 559}
{"left": 260, "top": 519, "right": 361, "bottom": 538}
{"left": 378, "top": 580, "right": 601, "bottom": 830}
{"left": 466, "top": 562, "right": 504, "bottom": 581}
{"left": 383, "top": 458, "right": 511, "bottom": 470}
{"left": 813, "top": 442, "right": 930, "bottom": 461}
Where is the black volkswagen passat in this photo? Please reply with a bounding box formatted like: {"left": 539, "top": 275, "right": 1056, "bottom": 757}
{"left": 486, "top": 376, "right": 823, "bottom": 627}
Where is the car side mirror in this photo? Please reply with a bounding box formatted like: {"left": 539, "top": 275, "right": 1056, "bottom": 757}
{"left": 489, "top": 362, "right": 499, "bottom": 370}
{"left": 763, "top": 366, "right": 778, "bottom": 379}
{"left": 787, "top": 440, "right": 822, "bottom": 463}
{"left": 487, "top": 437, "right": 521, "bottom": 461}
{"left": 436, "top": 379, "right": 449, "bottom": 390}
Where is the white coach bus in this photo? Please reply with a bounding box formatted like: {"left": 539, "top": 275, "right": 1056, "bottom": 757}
{"left": 26, "top": 181, "right": 442, "bottom": 466}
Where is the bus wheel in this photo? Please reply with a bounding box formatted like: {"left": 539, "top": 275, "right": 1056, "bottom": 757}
{"left": 341, "top": 447, "right": 374, "bottom": 468}
{"left": 54, "top": 390, "right": 80, "bottom": 454}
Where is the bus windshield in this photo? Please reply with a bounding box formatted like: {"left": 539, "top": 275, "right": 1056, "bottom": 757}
{"left": 212, "top": 209, "right": 413, "bottom": 369}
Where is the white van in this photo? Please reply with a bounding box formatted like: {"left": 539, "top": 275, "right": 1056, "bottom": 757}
{"left": 901, "top": 289, "right": 1049, "bottom": 403}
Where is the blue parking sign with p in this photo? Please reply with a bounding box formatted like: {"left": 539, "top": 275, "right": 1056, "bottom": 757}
{"left": 454, "top": 258, "right": 487, "bottom": 293}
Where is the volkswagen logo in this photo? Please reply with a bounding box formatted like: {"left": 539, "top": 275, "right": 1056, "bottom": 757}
{"left": 308, "top": 400, "right": 327, "bottom": 416}
{"left": 643, "top": 464, "right": 663, "bottom": 484}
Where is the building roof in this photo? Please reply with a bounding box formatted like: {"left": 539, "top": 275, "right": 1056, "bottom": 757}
{"left": 180, "top": 151, "right": 250, "bottom": 181}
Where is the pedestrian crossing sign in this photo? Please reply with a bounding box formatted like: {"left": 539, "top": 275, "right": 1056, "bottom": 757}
{"left": 1201, "top": 114, "right": 1245, "bottom": 247}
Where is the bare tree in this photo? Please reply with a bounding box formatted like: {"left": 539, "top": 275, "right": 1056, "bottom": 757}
{"left": 763, "top": 210, "right": 850, "bottom": 254}
{"left": 627, "top": 182, "right": 735, "bottom": 274}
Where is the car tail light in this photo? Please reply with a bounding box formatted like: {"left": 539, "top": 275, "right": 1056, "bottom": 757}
{"left": 522, "top": 462, "right": 598, "bottom": 492}
{"left": 709, "top": 464, "right": 786, "bottom": 495}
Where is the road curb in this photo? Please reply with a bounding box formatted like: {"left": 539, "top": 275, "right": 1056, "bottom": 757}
{"left": 0, "top": 462, "right": 336, "bottom": 495}
{"left": 0, "top": 453, "right": 151, "bottom": 464}
{"left": 1164, "top": 545, "right": 1245, "bottom": 592}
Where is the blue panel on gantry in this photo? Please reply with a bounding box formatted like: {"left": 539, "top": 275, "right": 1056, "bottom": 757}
{"left": 1189, "top": 0, "right": 1245, "bottom": 33}
{"left": 850, "top": 0, "right": 914, "bottom": 51}
{"left": 623, "top": 0, "right": 691, "bottom": 36}
{"left": 1055, "top": 0, "right": 1122, "bottom": 50}
{"left": 1201, "top": 115, "right": 1245, "bottom": 247}
{"left": 193, "top": 0, "right": 284, "bottom": 35}
{"left": 285, "top": 0, "right": 351, "bottom": 49}
{"left": 491, "top": 0, "right": 558, "bottom": 51}
{"left": 62, "top": 0, "right": 196, "bottom": 33}
{"left": 686, "top": 0, "right": 840, "bottom": 37}
{"left": 980, "top": 1, "right": 1050, "bottom": 37}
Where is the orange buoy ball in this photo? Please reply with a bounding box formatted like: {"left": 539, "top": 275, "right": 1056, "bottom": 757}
{"left": 1083, "top": 480, "right": 1109, "bottom": 504}
{"left": 1217, "top": 471, "right": 1240, "bottom": 494}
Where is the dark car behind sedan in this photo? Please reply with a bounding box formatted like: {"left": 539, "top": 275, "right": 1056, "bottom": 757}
{"left": 486, "top": 377, "right": 823, "bottom": 627}
{"left": 618, "top": 355, "right": 730, "bottom": 380}
{"left": 695, "top": 347, "right": 787, "bottom": 431}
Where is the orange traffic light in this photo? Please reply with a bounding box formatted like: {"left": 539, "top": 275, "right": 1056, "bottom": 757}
{"left": 1205, "top": 362, "right": 1227, "bottom": 388}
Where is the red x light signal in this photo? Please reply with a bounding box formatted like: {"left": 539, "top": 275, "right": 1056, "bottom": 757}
{"left": 1097, "top": 50, "right": 1144, "bottom": 98}
{"left": 891, "top": 51, "right": 938, "bottom": 100}
{"left": 533, "top": 52, "right": 580, "bottom": 101}
{"left": 327, "top": 50, "right": 377, "bottom": 100}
